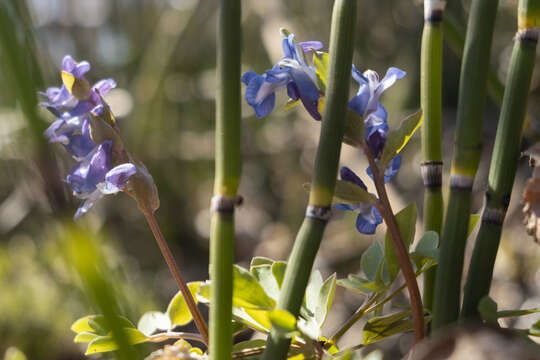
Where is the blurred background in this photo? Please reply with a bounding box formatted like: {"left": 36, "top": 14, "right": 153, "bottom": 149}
{"left": 0, "top": 0, "right": 539, "bottom": 359}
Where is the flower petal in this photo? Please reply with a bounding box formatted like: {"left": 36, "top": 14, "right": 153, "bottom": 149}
{"left": 93, "top": 78, "right": 117, "bottom": 95}
{"left": 300, "top": 41, "right": 323, "bottom": 52}
{"left": 340, "top": 166, "right": 367, "bottom": 190}
{"left": 99, "top": 163, "right": 137, "bottom": 194}
{"left": 375, "top": 67, "right": 406, "bottom": 98}
{"left": 355, "top": 207, "right": 383, "bottom": 234}
{"left": 288, "top": 68, "right": 321, "bottom": 120}
{"left": 74, "top": 190, "right": 103, "bottom": 219}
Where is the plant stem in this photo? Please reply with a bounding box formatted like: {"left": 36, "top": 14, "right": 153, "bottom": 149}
{"left": 432, "top": 0, "right": 500, "bottom": 331}
{"left": 143, "top": 210, "right": 209, "bottom": 344}
{"left": 210, "top": 0, "right": 242, "bottom": 358}
{"left": 261, "top": 1, "right": 356, "bottom": 359}
{"left": 461, "top": 0, "right": 539, "bottom": 319}
{"left": 420, "top": 1, "right": 444, "bottom": 313}
{"left": 328, "top": 295, "right": 379, "bottom": 346}
{"left": 364, "top": 145, "right": 425, "bottom": 343}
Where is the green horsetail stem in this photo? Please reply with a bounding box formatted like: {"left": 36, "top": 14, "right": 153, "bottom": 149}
{"left": 210, "top": 0, "right": 241, "bottom": 358}
{"left": 420, "top": 0, "right": 445, "bottom": 313}
{"left": 261, "top": 1, "right": 356, "bottom": 359}
{"left": 462, "top": 0, "right": 539, "bottom": 319}
{"left": 432, "top": 0, "right": 499, "bottom": 331}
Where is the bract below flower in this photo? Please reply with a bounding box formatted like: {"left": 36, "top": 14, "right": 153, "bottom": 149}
{"left": 336, "top": 167, "right": 383, "bottom": 235}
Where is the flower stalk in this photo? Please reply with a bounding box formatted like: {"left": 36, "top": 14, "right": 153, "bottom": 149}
{"left": 143, "top": 209, "right": 209, "bottom": 344}
{"left": 461, "top": 0, "right": 539, "bottom": 319}
{"left": 432, "top": 0, "right": 500, "bottom": 331}
{"left": 261, "top": 1, "right": 357, "bottom": 359}
{"left": 210, "top": 0, "right": 242, "bottom": 358}
{"left": 364, "top": 145, "right": 425, "bottom": 343}
{"left": 420, "top": 0, "right": 445, "bottom": 313}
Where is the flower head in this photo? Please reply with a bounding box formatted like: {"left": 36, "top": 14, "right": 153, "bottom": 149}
{"left": 336, "top": 167, "right": 383, "bottom": 234}
{"left": 41, "top": 55, "right": 136, "bottom": 219}
{"left": 242, "top": 31, "right": 323, "bottom": 120}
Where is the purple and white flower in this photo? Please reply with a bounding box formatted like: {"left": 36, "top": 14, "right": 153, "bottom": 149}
{"left": 67, "top": 140, "right": 136, "bottom": 219}
{"left": 242, "top": 32, "right": 323, "bottom": 120}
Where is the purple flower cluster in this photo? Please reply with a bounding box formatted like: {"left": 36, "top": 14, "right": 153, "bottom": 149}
{"left": 242, "top": 32, "right": 323, "bottom": 120}
{"left": 42, "top": 55, "right": 136, "bottom": 219}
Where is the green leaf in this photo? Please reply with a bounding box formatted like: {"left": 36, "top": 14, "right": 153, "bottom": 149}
{"left": 380, "top": 110, "right": 423, "bottom": 168}
{"left": 363, "top": 310, "right": 413, "bottom": 344}
{"left": 252, "top": 264, "right": 280, "bottom": 301}
{"left": 361, "top": 241, "right": 384, "bottom": 282}
{"left": 137, "top": 311, "right": 171, "bottom": 337}
{"left": 233, "top": 307, "right": 272, "bottom": 333}
{"left": 333, "top": 180, "right": 378, "bottom": 205}
{"left": 410, "top": 231, "right": 439, "bottom": 269}
{"left": 478, "top": 296, "right": 498, "bottom": 325}
{"left": 71, "top": 315, "right": 135, "bottom": 335}
{"left": 315, "top": 274, "right": 337, "bottom": 327}
{"left": 529, "top": 319, "right": 540, "bottom": 337}
{"left": 269, "top": 309, "right": 297, "bottom": 338}
{"left": 74, "top": 332, "right": 99, "bottom": 344}
{"left": 232, "top": 339, "right": 267, "bottom": 352}
{"left": 232, "top": 320, "right": 248, "bottom": 335}
{"left": 343, "top": 109, "right": 365, "bottom": 148}
{"left": 468, "top": 214, "right": 480, "bottom": 237}
{"left": 272, "top": 261, "right": 287, "bottom": 288}
{"left": 166, "top": 282, "right": 201, "bottom": 327}
{"left": 85, "top": 328, "right": 148, "bottom": 355}
{"left": 384, "top": 204, "right": 417, "bottom": 281}
{"left": 313, "top": 51, "right": 329, "bottom": 92}
{"left": 337, "top": 274, "right": 387, "bottom": 295}
{"left": 250, "top": 256, "right": 274, "bottom": 269}
{"left": 233, "top": 265, "right": 276, "bottom": 309}
{"left": 306, "top": 271, "right": 324, "bottom": 317}
{"left": 497, "top": 308, "right": 540, "bottom": 318}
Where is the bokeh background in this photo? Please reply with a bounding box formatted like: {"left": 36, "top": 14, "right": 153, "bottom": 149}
{"left": 1, "top": 0, "right": 539, "bottom": 359}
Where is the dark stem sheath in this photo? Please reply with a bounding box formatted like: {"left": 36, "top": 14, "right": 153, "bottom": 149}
{"left": 364, "top": 146, "right": 425, "bottom": 343}
{"left": 143, "top": 210, "right": 209, "bottom": 344}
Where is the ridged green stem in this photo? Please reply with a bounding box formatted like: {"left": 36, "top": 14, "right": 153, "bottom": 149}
{"left": 432, "top": 0, "right": 500, "bottom": 331}
{"left": 420, "top": 4, "right": 444, "bottom": 313}
{"left": 261, "top": 1, "right": 356, "bottom": 358}
{"left": 462, "top": 0, "right": 539, "bottom": 319}
{"left": 210, "top": 0, "right": 241, "bottom": 358}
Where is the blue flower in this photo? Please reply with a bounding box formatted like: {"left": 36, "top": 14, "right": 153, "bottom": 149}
{"left": 349, "top": 65, "right": 406, "bottom": 117}
{"left": 336, "top": 167, "right": 383, "bottom": 235}
{"left": 366, "top": 154, "right": 402, "bottom": 184}
{"left": 67, "top": 140, "right": 136, "bottom": 219}
{"left": 349, "top": 66, "right": 405, "bottom": 158}
{"left": 242, "top": 32, "right": 322, "bottom": 120}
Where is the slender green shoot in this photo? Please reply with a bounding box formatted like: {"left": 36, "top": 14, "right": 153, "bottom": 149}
{"left": 432, "top": 0, "right": 500, "bottom": 331}
{"left": 420, "top": 0, "right": 445, "bottom": 313}
{"left": 210, "top": 0, "right": 242, "bottom": 358}
{"left": 462, "top": 0, "right": 539, "bottom": 319}
{"left": 261, "top": 1, "right": 357, "bottom": 358}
